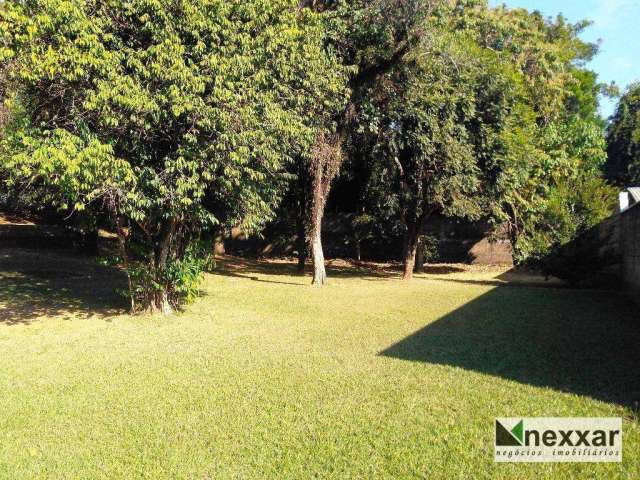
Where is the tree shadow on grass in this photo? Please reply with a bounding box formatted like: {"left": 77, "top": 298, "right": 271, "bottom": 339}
{"left": 380, "top": 284, "right": 640, "bottom": 407}
{"left": 422, "top": 265, "right": 467, "bottom": 275}
{"left": 0, "top": 249, "right": 128, "bottom": 325}
{"left": 214, "top": 255, "right": 408, "bottom": 283}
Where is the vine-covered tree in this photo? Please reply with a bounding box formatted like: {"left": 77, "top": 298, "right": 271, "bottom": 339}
{"left": 297, "top": 0, "right": 440, "bottom": 285}
{"left": 606, "top": 83, "right": 640, "bottom": 186}
{"left": 0, "top": 0, "right": 348, "bottom": 312}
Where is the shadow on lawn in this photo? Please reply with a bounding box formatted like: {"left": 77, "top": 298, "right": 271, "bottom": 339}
{"left": 0, "top": 249, "right": 128, "bottom": 325}
{"left": 380, "top": 282, "right": 640, "bottom": 407}
{"left": 214, "top": 255, "right": 417, "bottom": 283}
{"left": 215, "top": 256, "right": 400, "bottom": 286}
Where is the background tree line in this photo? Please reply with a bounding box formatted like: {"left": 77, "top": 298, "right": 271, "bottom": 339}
{"left": 0, "top": 0, "right": 634, "bottom": 312}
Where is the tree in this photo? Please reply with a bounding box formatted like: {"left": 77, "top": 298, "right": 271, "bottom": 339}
{"left": 297, "top": 0, "right": 441, "bottom": 285}
{"left": 0, "top": 34, "right": 8, "bottom": 138}
{"left": 342, "top": 2, "right": 615, "bottom": 274}
{"left": 606, "top": 83, "right": 640, "bottom": 186}
{"left": 367, "top": 37, "right": 484, "bottom": 280}
{"left": 464, "top": 5, "right": 616, "bottom": 264}
{"left": 307, "top": 133, "right": 342, "bottom": 284}
{"left": 0, "top": 0, "right": 347, "bottom": 312}
{"left": 338, "top": 2, "right": 497, "bottom": 279}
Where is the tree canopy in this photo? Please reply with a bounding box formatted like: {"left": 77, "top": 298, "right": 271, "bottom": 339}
{"left": 0, "top": 0, "right": 620, "bottom": 310}
{"left": 457, "top": 4, "right": 614, "bottom": 264}
{"left": 334, "top": 2, "right": 615, "bottom": 272}
{"left": 607, "top": 83, "right": 640, "bottom": 186}
{"left": 0, "top": 0, "right": 348, "bottom": 311}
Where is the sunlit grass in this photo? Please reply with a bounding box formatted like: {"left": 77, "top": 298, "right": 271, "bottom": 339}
{"left": 0, "top": 253, "right": 638, "bottom": 479}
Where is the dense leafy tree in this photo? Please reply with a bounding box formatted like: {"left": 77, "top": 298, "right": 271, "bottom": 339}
{"left": 606, "top": 83, "right": 640, "bottom": 186}
{"left": 363, "top": 34, "right": 485, "bottom": 279}
{"left": 0, "top": 0, "right": 348, "bottom": 311}
{"left": 467, "top": 5, "right": 616, "bottom": 264}
{"left": 341, "top": 2, "right": 615, "bottom": 272}
{"left": 295, "top": 0, "right": 444, "bottom": 285}
{"left": 0, "top": 0, "right": 619, "bottom": 302}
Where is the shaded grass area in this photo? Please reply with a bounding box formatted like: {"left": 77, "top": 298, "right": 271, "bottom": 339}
{"left": 0, "top": 252, "right": 638, "bottom": 479}
{"left": 381, "top": 285, "right": 640, "bottom": 406}
{"left": 0, "top": 249, "right": 127, "bottom": 324}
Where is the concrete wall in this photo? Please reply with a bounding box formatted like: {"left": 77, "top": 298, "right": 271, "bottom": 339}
{"left": 468, "top": 238, "right": 513, "bottom": 266}
{"left": 620, "top": 203, "right": 640, "bottom": 297}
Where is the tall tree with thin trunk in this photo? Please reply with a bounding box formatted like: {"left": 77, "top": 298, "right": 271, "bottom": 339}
{"left": 297, "top": 0, "right": 439, "bottom": 285}
{"left": 308, "top": 133, "right": 343, "bottom": 285}
{"left": 363, "top": 33, "right": 484, "bottom": 280}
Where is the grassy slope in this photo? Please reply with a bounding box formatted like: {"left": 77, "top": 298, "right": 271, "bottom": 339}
{"left": 0, "top": 252, "right": 638, "bottom": 479}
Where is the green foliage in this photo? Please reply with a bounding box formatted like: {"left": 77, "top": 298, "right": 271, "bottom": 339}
{"left": 606, "top": 82, "right": 640, "bottom": 186}
{"left": 375, "top": 32, "right": 484, "bottom": 223}
{"left": 350, "top": 212, "right": 376, "bottom": 246}
{"left": 419, "top": 234, "right": 440, "bottom": 264}
{"left": 515, "top": 175, "right": 617, "bottom": 265}
{"left": 123, "top": 241, "right": 215, "bottom": 310}
{"left": 532, "top": 174, "right": 618, "bottom": 286}
{"left": 347, "top": 7, "right": 489, "bottom": 270}
{"left": 465, "top": 5, "right": 615, "bottom": 264}
{"left": 0, "top": 0, "right": 348, "bottom": 310}
{"left": 0, "top": 0, "right": 619, "bottom": 291}
{"left": 343, "top": 2, "right": 613, "bottom": 269}
{"left": 160, "top": 242, "right": 215, "bottom": 306}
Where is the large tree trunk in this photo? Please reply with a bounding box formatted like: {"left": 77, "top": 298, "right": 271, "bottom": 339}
{"left": 311, "top": 219, "right": 326, "bottom": 285}
{"left": 402, "top": 220, "right": 420, "bottom": 281}
{"left": 149, "top": 218, "right": 177, "bottom": 315}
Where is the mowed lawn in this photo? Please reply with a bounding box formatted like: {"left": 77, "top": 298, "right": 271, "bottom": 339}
{"left": 0, "top": 250, "right": 639, "bottom": 479}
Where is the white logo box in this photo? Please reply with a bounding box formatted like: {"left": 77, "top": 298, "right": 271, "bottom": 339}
{"left": 495, "top": 417, "right": 622, "bottom": 463}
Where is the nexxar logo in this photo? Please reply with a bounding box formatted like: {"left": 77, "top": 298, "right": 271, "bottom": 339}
{"left": 496, "top": 420, "right": 621, "bottom": 447}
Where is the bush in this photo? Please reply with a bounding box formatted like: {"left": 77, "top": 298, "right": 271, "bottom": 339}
{"left": 126, "top": 241, "right": 215, "bottom": 312}
{"left": 519, "top": 176, "right": 619, "bottom": 286}
{"left": 420, "top": 235, "right": 441, "bottom": 264}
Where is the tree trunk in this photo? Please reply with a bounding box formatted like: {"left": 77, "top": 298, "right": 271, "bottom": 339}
{"left": 402, "top": 220, "right": 420, "bottom": 281}
{"left": 115, "top": 217, "right": 135, "bottom": 312}
{"left": 310, "top": 209, "right": 328, "bottom": 286}
{"left": 307, "top": 132, "right": 341, "bottom": 286}
{"left": 309, "top": 148, "right": 326, "bottom": 286}
{"left": 150, "top": 218, "right": 177, "bottom": 315}
{"left": 311, "top": 221, "right": 326, "bottom": 285}
{"left": 310, "top": 182, "right": 326, "bottom": 285}
{"left": 151, "top": 289, "right": 173, "bottom": 315}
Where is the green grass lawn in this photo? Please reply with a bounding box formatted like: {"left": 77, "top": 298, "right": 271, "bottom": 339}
{"left": 0, "top": 250, "right": 639, "bottom": 479}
